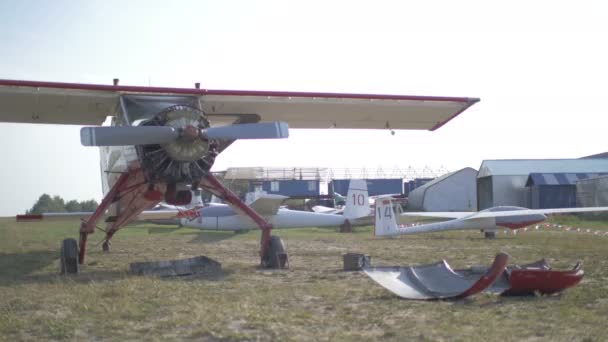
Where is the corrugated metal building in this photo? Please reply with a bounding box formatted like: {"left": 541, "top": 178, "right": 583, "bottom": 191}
{"left": 577, "top": 175, "right": 608, "bottom": 207}
{"left": 408, "top": 167, "right": 477, "bottom": 211}
{"left": 526, "top": 173, "right": 607, "bottom": 208}
{"left": 331, "top": 179, "right": 403, "bottom": 196}
{"left": 477, "top": 159, "right": 608, "bottom": 209}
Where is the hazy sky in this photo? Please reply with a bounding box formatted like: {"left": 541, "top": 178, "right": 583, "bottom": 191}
{"left": 1, "top": 0, "right": 606, "bottom": 216}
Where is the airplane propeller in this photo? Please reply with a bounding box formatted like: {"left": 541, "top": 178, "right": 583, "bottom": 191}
{"left": 80, "top": 122, "right": 290, "bottom": 146}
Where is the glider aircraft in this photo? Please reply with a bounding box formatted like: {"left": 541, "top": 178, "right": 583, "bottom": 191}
{"left": 175, "top": 179, "right": 370, "bottom": 231}
{"left": 374, "top": 196, "right": 608, "bottom": 238}
{"left": 0, "top": 78, "right": 479, "bottom": 272}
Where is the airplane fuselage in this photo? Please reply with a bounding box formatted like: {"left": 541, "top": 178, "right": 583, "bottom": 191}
{"left": 182, "top": 206, "right": 355, "bottom": 231}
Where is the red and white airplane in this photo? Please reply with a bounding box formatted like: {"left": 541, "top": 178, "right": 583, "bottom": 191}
{"left": 0, "top": 78, "right": 479, "bottom": 272}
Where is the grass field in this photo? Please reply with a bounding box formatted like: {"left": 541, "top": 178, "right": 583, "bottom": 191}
{"left": 1, "top": 216, "right": 607, "bottom": 341}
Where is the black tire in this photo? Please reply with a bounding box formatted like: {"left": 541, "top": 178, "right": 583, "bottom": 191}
{"left": 102, "top": 240, "right": 110, "bottom": 252}
{"left": 60, "top": 238, "right": 79, "bottom": 275}
{"left": 484, "top": 231, "right": 497, "bottom": 239}
{"left": 263, "top": 236, "right": 289, "bottom": 269}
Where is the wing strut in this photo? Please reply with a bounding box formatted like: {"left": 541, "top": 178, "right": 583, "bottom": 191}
{"left": 78, "top": 171, "right": 131, "bottom": 264}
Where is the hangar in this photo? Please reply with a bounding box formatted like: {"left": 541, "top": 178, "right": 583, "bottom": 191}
{"left": 477, "top": 159, "right": 608, "bottom": 210}
{"left": 407, "top": 167, "right": 477, "bottom": 212}
{"left": 577, "top": 175, "right": 608, "bottom": 207}
{"left": 526, "top": 173, "right": 607, "bottom": 209}
{"left": 331, "top": 178, "right": 403, "bottom": 197}
{"left": 219, "top": 166, "right": 445, "bottom": 206}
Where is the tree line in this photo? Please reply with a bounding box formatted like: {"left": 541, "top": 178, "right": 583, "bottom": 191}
{"left": 27, "top": 194, "right": 99, "bottom": 214}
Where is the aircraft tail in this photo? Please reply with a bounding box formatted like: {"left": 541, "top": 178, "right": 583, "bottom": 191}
{"left": 374, "top": 196, "right": 399, "bottom": 237}
{"left": 343, "top": 179, "right": 370, "bottom": 220}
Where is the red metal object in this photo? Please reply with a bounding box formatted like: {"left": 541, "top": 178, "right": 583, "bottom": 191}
{"left": 456, "top": 253, "right": 510, "bottom": 299}
{"left": 78, "top": 231, "right": 88, "bottom": 265}
{"left": 102, "top": 168, "right": 163, "bottom": 243}
{"left": 176, "top": 208, "right": 201, "bottom": 219}
{"left": 498, "top": 219, "right": 546, "bottom": 230}
{"left": 81, "top": 172, "right": 130, "bottom": 235}
{"left": 77, "top": 165, "right": 162, "bottom": 264}
{"left": 77, "top": 171, "right": 131, "bottom": 264}
{"left": 199, "top": 174, "right": 274, "bottom": 260}
{"left": 16, "top": 214, "right": 43, "bottom": 221}
{"left": 502, "top": 262, "right": 584, "bottom": 296}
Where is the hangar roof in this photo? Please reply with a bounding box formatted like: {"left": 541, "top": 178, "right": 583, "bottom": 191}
{"left": 411, "top": 167, "right": 477, "bottom": 193}
{"left": 581, "top": 152, "right": 608, "bottom": 159}
{"left": 478, "top": 159, "right": 608, "bottom": 178}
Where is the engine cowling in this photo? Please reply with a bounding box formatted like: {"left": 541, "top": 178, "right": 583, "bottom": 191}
{"left": 137, "top": 105, "right": 218, "bottom": 185}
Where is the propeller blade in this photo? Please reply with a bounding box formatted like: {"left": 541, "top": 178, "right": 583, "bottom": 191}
{"left": 80, "top": 126, "right": 179, "bottom": 146}
{"left": 202, "top": 122, "right": 289, "bottom": 140}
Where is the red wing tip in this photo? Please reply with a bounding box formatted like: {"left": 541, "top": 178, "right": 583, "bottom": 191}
{"left": 430, "top": 97, "right": 480, "bottom": 131}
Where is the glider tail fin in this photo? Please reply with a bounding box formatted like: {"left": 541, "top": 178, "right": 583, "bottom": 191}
{"left": 374, "top": 196, "right": 399, "bottom": 237}
{"left": 343, "top": 179, "right": 370, "bottom": 220}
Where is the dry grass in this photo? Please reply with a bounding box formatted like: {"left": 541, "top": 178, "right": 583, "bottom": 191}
{"left": 1, "top": 216, "right": 607, "bottom": 341}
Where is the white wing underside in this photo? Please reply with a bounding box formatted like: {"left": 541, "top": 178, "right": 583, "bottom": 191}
{"left": 0, "top": 80, "right": 478, "bottom": 130}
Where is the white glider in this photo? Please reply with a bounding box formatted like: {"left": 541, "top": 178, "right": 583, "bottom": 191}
{"left": 374, "top": 196, "right": 608, "bottom": 237}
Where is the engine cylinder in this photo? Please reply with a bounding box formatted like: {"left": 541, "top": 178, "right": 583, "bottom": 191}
{"left": 138, "top": 105, "right": 218, "bottom": 185}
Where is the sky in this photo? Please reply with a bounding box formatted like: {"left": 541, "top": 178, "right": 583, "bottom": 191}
{"left": 0, "top": 0, "right": 606, "bottom": 216}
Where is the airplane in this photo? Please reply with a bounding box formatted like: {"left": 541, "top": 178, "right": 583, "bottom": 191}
{"left": 146, "top": 179, "right": 371, "bottom": 232}
{"left": 0, "top": 78, "right": 479, "bottom": 273}
{"left": 374, "top": 196, "right": 608, "bottom": 238}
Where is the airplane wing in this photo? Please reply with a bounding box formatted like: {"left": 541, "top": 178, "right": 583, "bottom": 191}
{"left": 399, "top": 211, "right": 473, "bottom": 223}
{"left": 468, "top": 206, "right": 608, "bottom": 220}
{"left": 0, "top": 79, "right": 479, "bottom": 130}
{"left": 247, "top": 194, "right": 288, "bottom": 216}
{"left": 16, "top": 209, "right": 183, "bottom": 222}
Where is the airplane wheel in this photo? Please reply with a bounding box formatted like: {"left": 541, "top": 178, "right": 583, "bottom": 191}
{"left": 484, "top": 231, "right": 496, "bottom": 239}
{"left": 60, "top": 238, "right": 79, "bottom": 275}
{"left": 102, "top": 240, "right": 110, "bottom": 252}
{"left": 262, "top": 236, "right": 289, "bottom": 269}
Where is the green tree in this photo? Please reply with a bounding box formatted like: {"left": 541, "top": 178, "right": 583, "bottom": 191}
{"left": 29, "top": 194, "right": 53, "bottom": 214}
{"left": 49, "top": 196, "right": 66, "bottom": 212}
{"left": 65, "top": 200, "right": 82, "bottom": 212}
{"left": 80, "top": 199, "right": 99, "bottom": 212}
{"left": 29, "top": 194, "right": 66, "bottom": 214}
{"left": 28, "top": 195, "right": 100, "bottom": 214}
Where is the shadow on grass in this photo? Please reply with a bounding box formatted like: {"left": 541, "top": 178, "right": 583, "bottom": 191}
{"left": 188, "top": 231, "right": 238, "bottom": 244}
{"left": 158, "top": 268, "right": 234, "bottom": 283}
{"left": 1, "top": 261, "right": 233, "bottom": 286}
{"left": 147, "top": 227, "right": 183, "bottom": 234}
{"left": 0, "top": 267, "right": 129, "bottom": 286}
{"left": 0, "top": 250, "right": 57, "bottom": 285}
